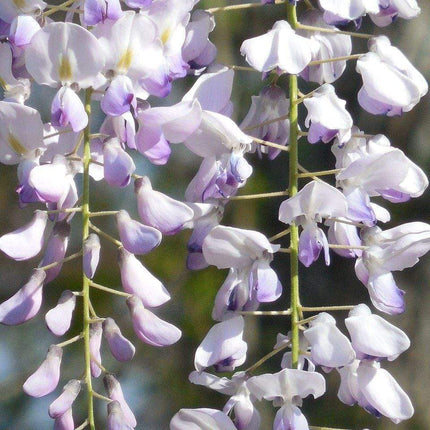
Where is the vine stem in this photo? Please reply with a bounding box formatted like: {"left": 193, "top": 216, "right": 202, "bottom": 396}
{"left": 82, "top": 89, "right": 95, "bottom": 430}
{"left": 44, "top": 0, "right": 78, "bottom": 16}
{"left": 206, "top": 0, "right": 285, "bottom": 13}
{"left": 287, "top": 3, "right": 301, "bottom": 370}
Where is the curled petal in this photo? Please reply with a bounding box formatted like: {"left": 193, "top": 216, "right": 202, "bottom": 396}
{"left": 0, "top": 269, "right": 46, "bottom": 325}
{"left": 170, "top": 408, "right": 237, "bottom": 430}
{"left": 127, "top": 296, "right": 181, "bottom": 347}
{"left": 51, "top": 87, "right": 88, "bottom": 132}
{"left": 0, "top": 210, "right": 47, "bottom": 261}
{"left": 107, "top": 401, "right": 134, "bottom": 430}
{"left": 116, "top": 210, "right": 162, "bottom": 255}
{"left": 49, "top": 379, "right": 81, "bottom": 418}
{"left": 83, "top": 234, "right": 101, "bottom": 279}
{"left": 39, "top": 221, "right": 70, "bottom": 283}
{"left": 104, "top": 374, "right": 137, "bottom": 428}
{"left": 45, "top": 290, "right": 76, "bottom": 337}
{"left": 304, "top": 312, "right": 355, "bottom": 368}
{"left": 194, "top": 316, "right": 247, "bottom": 372}
{"left": 54, "top": 408, "right": 74, "bottom": 430}
{"left": 135, "top": 177, "right": 194, "bottom": 235}
{"left": 346, "top": 304, "right": 410, "bottom": 360}
{"left": 118, "top": 248, "right": 170, "bottom": 307}
{"left": 103, "top": 138, "right": 136, "bottom": 188}
{"left": 23, "top": 345, "right": 63, "bottom": 397}
{"left": 103, "top": 317, "right": 136, "bottom": 362}
{"left": 90, "top": 322, "right": 103, "bottom": 378}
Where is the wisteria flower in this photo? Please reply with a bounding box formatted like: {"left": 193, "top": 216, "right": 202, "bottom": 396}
{"left": 279, "top": 181, "right": 348, "bottom": 266}
{"left": 194, "top": 316, "right": 247, "bottom": 372}
{"left": 356, "top": 36, "right": 428, "bottom": 116}
{"left": 304, "top": 84, "right": 353, "bottom": 144}
{"left": 240, "top": 20, "right": 319, "bottom": 74}
{"left": 170, "top": 408, "right": 237, "bottom": 430}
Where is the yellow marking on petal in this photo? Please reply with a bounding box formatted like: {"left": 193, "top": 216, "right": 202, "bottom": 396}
{"left": 117, "top": 49, "right": 133, "bottom": 74}
{"left": 0, "top": 77, "right": 6, "bottom": 90}
{"left": 8, "top": 132, "right": 27, "bottom": 156}
{"left": 161, "top": 28, "right": 171, "bottom": 45}
{"left": 13, "top": 0, "right": 26, "bottom": 9}
{"left": 58, "top": 54, "right": 73, "bottom": 83}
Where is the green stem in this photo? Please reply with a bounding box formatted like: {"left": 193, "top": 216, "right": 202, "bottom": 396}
{"left": 82, "top": 89, "right": 95, "bottom": 430}
{"left": 287, "top": 3, "right": 300, "bottom": 370}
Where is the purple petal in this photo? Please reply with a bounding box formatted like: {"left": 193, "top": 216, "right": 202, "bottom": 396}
{"left": 118, "top": 247, "right": 170, "bottom": 307}
{"left": 45, "top": 290, "right": 76, "bottom": 337}
{"left": 9, "top": 15, "right": 40, "bottom": 47}
{"left": 298, "top": 224, "right": 328, "bottom": 267}
{"left": 90, "top": 322, "right": 103, "bottom": 378}
{"left": 83, "top": 234, "right": 101, "bottom": 279}
{"left": 0, "top": 210, "right": 47, "bottom": 261}
{"left": 101, "top": 75, "right": 136, "bottom": 117}
{"left": 170, "top": 408, "right": 237, "bottom": 430}
{"left": 134, "top": 177, "right": 194, "bottom": 235}
{"left": 103, "top": 317, "right": 135, "bottom": 362}
{"left": 23, "top": 345, "right": 63, "bottom": 397}
{"left": 103, "top": 139, "right": 136, "bottom": 188}
{"left": 116, "top": 210, "right": 162, "bottom": 255}
{"left": 83, "top": 0, "right": 123, "bottom": 26}
{"left": 251, "top": 260, "right": 282, "bottom": 303}
{"left": 104, "top": 374, "right": 137, "bottom": 428}
{"left": 367, "top": 272, "right": 405, "bottom": 315}
{"left": 39, "top": 221, "right": 70, "bottom": 283}
{"left": 194, "top": 316, "right": 247, "bottom": 372}
{"left": 53, "top": 408, "right": 74, "bottom": 430}
{"left": 0, "top": 269, "right": 46, "bottom": 325}
{"left": 51, "top": 87, "right": 88, "bottom": 132}
{"left": 107, "top": 401, "right": 134, "bottom": 430}
{"left": 49, "top": 379, "right": 81, "bottom": 418}
{"left": 127, "top": 296, "right": 181, "bottom": 347}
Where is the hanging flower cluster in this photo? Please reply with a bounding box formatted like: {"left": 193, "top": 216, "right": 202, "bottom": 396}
{"left": 0, "top": 0, "right": 427, "bottom": 429}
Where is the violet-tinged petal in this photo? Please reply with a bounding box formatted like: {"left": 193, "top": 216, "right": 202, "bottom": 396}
{"left": 107, "top": 401, "right": 134, "bottom": 430}
{"left": 51, "top": 87, "right": 88, "bottom": 132}
{"left": 346, "top": 303, "right": 410, "bottom": 360}
{"left": 202, "top": 225, "right": 278, "bottom": 269}
{"left": 118, "top": 247, "right": 170, "bottom": 307}
{"left": 240, "top": 20, "right": 319, "bottom": 74}
{"left": 83, "top": 0, "right": 123, "bottom": 26}
{"left": 366, "top": 271, "right": 405, "bottom": 315}
{"left": 170, "top": 408, "right": 237, "bottom": 430}
{"left": 23, "top": 345, "right": 63, "bottom": 397}
{"left": 194, "top": 316, "right": 247, "bottom": 372}
{"left": 298, "top": 223, "right": 329, "bottom": 267}
{"left": 9, "top": 15, "right": 40, "bottom": 47}
{"left": 116, "top": 210, "right": 162, "bottom": 255}
{"left": 28, "top": 157, "right": 71, "bottom": 204}
{"left": 25, "top": 22, "right": 105, "bottom": 88}
{"left": 101, "top": 75, "right": 136, "bottom": 117}
{"left": 127, "top": 295, "right": 181, "bottom": 347}
{"left": 273, "top": 404, "right": 309, "bottom": 430}
{"left": 39, "top": 221, "right": 70, "bottom": 283}
{"left": 188, "top": 371, "right": 236, "bottom": 396}
{"left": 251, "top": 260, "right": 282, "bottom": 303}
{"left": 53, "top": 408, "right": 74, "bottom": 430}
{"left": 45, "top": 290, "right": 76, "bottom": 337}
{"left": 135, "top": 177, "right": 194, "bottom": 235}
{"left": 182, "top": 65, "right": 233, "bottom": 114}
{"left": 357, "top": 362, "right": 414, "bottom": 423}
{"left": 105, "top": 375, "right": 136, "bottom": 428}
{"left": 83, "top": 233, "right": 101, "bottom": 279}
{"left": 247, "top": 367, "right": 326, "bottom": 402}
{"left": 103, "top": 317, "right": 136, "bottom": 362}
{"left": 49, "top": 379, "right": 81, "bottom": 418}
{"left": 0, "top": 101, "right": 45, "bottom": 165}
{"left": 0, "top": 210, "right": 47, "bottom": 261}
{"left": 90, "top": 322, "right": 103, "bottom": 378}
{"left": 304, "top": 312, "right": 355, "bottom": 368}
{"left": 0, "top": 269, "right": 45, "bottom": 325}
{"left": 103, "top": 138, "right": 136, "bottom": 188}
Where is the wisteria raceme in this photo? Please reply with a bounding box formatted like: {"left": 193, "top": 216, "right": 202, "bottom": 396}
{"left": 0, "top": 0, "right": 428, "bottom": 428}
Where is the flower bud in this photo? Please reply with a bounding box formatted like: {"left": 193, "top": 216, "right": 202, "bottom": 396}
{"left": 45, "top": 290, "right": 76, "bottom": 337}
{"left": 83, "top": 233, "right": 101, "bottom": 279}
{"left": 49, "top": 379, "right": 81, "bottom": 418}
{"left": 103, "top": 317, "right": 135, "bottom": 362}
{"left": 90, "top": 322, "right": 103, "bottom": 378}
{"left": 23, "top": 345, "right": 63, "bottom": 397}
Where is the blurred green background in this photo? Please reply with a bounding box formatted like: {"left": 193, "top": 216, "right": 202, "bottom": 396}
{"left": 0, "top": 1, "right": 429, "bottom": 429}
